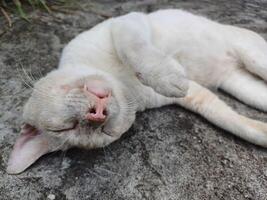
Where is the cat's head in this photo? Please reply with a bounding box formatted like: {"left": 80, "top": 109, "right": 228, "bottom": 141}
{"left": 7, "top": 67, "right": 137, "bottom": 174}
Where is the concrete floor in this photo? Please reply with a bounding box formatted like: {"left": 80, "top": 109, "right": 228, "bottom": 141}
{"left": 1, "top": 0, "right": 267, "bottom": 199}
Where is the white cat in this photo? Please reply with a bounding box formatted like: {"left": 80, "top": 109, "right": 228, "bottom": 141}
{"left": 7, "top": 9, "right": 267, "bottom": 174}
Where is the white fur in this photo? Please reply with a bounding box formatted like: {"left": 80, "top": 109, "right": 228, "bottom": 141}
{"left": 58, "top": 9, "right": 267, "bottom": 147}
{"left": 7, "top": 9, "right": 267, "bottom": 174}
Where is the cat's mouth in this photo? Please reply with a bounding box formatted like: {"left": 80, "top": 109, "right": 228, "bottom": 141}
{"left": 101, "top": 126, "right": 114, "bottom": 137}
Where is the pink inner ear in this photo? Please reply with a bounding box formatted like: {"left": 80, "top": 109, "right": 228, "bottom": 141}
{"left": 6, "top": 124, "right": 51, "bottom": 174}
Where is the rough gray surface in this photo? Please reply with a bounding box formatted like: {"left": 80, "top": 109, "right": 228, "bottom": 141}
{"left": 1, "top": 0, "right": 267, "bottom": 199}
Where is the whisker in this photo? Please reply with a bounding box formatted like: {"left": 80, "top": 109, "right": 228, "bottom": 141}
{"left": 20, "top": 63, "right": 35, "bottom": 86}
{"left": 89, "top": 169, "right": 108, "bottom": 180}
{"left": 36, "top": 67, "right": 44, "bottom": 80}
{"left": 16, "top": 67, "right": 34, "bottom": 90}
{"left": 16, "top": 64, "right": 62, "bottom": 101}
{"left": 51, "top": 134, "right": 72, "bottom": 152}
{"left": 94, "top": 166, "right": 122, "bottom": 177}
{"left": 29, "top": 67, "right": 39, "bottom": 83}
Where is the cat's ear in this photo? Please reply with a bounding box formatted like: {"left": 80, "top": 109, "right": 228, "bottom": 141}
{"left": 6, "top": 124, "right": 52, "bottom": 174}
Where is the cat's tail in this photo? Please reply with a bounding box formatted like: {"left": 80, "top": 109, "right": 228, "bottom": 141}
{"left": 177, "top": 81, "right": 267, "bottom": 147}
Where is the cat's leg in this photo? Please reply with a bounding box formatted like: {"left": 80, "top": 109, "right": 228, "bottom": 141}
{"left": 111, "top": 12, "right": 189, "bottom": 98}
{"left": 220, "top": 69, "right": 267, "bottom": 112}
{"left": 176, "top": 81, "right": 267, "bottom": 147}
{"left": 231, "top": 27, "right": 267, "bottom": 80}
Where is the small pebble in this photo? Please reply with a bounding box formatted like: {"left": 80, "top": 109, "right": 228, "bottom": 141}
{"left": 47, "top": 194, "right": 55, "bottom": 200}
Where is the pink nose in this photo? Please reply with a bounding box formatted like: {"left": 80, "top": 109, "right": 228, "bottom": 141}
{"left": 85, "top": 96, "right": 109, "bottom": 122}
{"left": 84, "top": 84, "right": 110, "bottom": 122}
{"left": 86, "top": 106, "right": 107, "bottom": 122}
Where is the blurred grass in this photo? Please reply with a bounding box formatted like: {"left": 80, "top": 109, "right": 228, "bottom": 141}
{"left": 0, "top": 0, "right": 69, "bottom": 26}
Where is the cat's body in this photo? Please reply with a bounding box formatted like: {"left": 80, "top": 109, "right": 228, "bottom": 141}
{"left": 60, "top": 10, "right": 236, "bottom": 88}
{"left": 7, "top": 9, "right": 267, "bottom": 174}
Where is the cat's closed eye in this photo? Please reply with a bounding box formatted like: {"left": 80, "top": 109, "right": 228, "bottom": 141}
{"left": 46, "top": 120, "right": 79, "bottom": 133}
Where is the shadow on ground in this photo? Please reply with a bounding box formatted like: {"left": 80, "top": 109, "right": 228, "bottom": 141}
{"left": 1, "top": 0, "right": 267, "bottom": 199}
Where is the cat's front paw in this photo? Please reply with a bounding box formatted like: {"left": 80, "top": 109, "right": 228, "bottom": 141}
{"left": 138, "top": 59, "right": 189, "bottom": 98}
{"left": 154, "top": 74, "right": 189, "bottom": 98}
